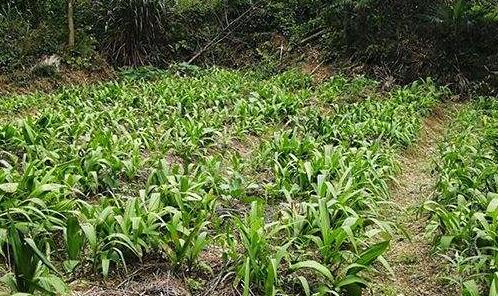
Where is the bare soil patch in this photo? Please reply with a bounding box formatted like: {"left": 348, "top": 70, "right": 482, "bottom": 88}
{"left": 0, "top": 68, "right": 114, "bottom": 97}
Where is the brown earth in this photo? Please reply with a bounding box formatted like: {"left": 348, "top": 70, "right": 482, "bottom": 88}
{"left": 0, "top": 68, "right": 114, "bottom": 96}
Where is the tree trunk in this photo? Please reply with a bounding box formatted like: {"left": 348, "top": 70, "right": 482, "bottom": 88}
{"left": 67, "top": 0, "right": 75, "bottom": 47}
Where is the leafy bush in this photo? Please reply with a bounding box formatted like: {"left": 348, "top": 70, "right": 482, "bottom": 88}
{"left": 94, "top": 0, "right": 174, "bottom": 66}
{"left": 0, "top": 3, "right": 63, "bottom": 73}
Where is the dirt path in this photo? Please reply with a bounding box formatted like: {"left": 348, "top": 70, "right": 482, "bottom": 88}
{"left": 369, "top": 104, "right": 460, "bottom": 296}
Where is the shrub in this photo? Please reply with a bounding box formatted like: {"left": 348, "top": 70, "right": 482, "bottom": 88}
{"left": 94, "top": 0, "right": 174, "bottom": 66}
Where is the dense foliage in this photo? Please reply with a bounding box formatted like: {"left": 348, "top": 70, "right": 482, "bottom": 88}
{"left": 426, "top": 99, "right": 498, "bottom": 295}
{"left": 0, "top": 0, "right": 496, "bottom": 94}
{"left": 0, "top": 68, "right": 446, "bottom": 295}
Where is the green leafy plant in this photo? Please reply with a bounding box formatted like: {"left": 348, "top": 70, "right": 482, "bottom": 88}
{"left": 426, "top": 98, "right": 498, "bottom": 295}
{"left": 95, "top": 0, "right": 174, "bottom": 66}
{"left": 232, "top": 201, "right": 291, "bottom": 296}
{"left": 1, "top": 226, "right": 66, "bottom": 295}
{"left": 0, "top": 68, "right": 447, "bottom": 295}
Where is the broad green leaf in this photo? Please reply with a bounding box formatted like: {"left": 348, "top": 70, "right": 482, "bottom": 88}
{"left": 243, "top": 257, "right": 250, "bottom": 296}
{"left": 490, "top": 282, "right": 497, "bottom": 296}
{"left": 487, "top": 197, "right": 498, "bottom": 219}
{"left": 30, "top": 183, "right": 64, "bottom": 197}
{"left": 463, "top": 280, "right": 479, "bottom": 296}
{"left": 66, "top": 215, "right": 84, "bottom": 260}
{"left": 0, "top": 183, "right": 18, "bottom": 193}
{"left": 348, "top": 241, "right": 389, "bottom": 275}
{"left": 291, "top": 260, "right": 333, "bottom": 281}
{"left": 25, "top": 238, "right": 60, "bottom": 276}
{"left": 36, "top": 275, "right": 67, "bottom": 294}
{"left": 102, "top": 257, "right": 110, "bottom": 278}
{"left": 304, "top": 161, "right": 313, "bottom": 181}
{"left": 81, "top": 223, "right": 97, "bottom": 251}
{"left": 438, "top": 236, "right": 454, "bottom": 250}
{"left": 63, "top": 260, "right": 80, "bottom": 273}
{"left": 336, "top": 275, "right": 368, "bottom": 288}
{"left": 490, "top": 272, "right": 498, "bottom": 296}
{"left": 297, "top": 276, "right": 311, "bottom": 296}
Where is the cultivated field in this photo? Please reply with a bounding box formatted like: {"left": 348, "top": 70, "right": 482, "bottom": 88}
{"left": 0, "top": 68, "right": 458, "bottom": 295}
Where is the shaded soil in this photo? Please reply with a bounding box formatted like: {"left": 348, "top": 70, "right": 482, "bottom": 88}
{"left": 0, "top": 68, "right": 114, "bottom": 96}
{"left": 368, "top": 104, "right": 461, "bottom": 295}
{"left": 71, "top": 275, "right": 190, "bottom": 296}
